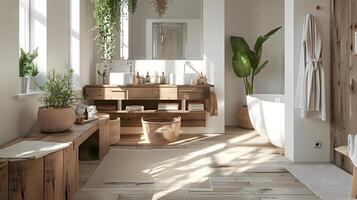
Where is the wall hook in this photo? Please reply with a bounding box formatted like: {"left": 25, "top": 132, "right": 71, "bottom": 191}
{"left": 316, "top": 5, "right": 321, "bottom": 10}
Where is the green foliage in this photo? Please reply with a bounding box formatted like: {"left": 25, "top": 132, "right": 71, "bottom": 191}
{"left": 19, "top": 48, "right": 40, "bottom": 77}
{"left": 39, "top": 67, "right": 78, "bottom": 109}
{"left": 230, "top": 26, "right": 281, "bottom": 95}
{"left": 93, "top": 0, "right": 121, "bottom": 61}
{"left": 92, "top": 0, "right": 167, "bottom": 61}
{"left": 126, "top": 0, "right": 137, "bottom": 13}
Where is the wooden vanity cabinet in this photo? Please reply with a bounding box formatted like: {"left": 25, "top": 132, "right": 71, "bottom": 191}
{"left": 84, "top": 85, "right": 213, "bottom": 129}
{"left": 84, "top": 85, "right": 211, "bottom": 101}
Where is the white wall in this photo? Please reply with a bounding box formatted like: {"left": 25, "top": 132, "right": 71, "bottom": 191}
{"left": 285, "top": 0, "right": 331, "bottom": 162}
{"left": 0, "top": 0, "right": 93, "bottom": 145}
{"left": 225, "top": 0, "right": 284, "bottom": 126}
{"left": 80, "top": 0, "right": 94, "bottom": 85}
{"left": 0, "top": 0, "right": 40, "bottom": 145}
{"left": 48, "top": 0, "right": 70, "bottom": 73}
{"left": 203, "top": 0, "right": 225, "bottom": 133}
{"left": 48, "top": 0, "right": 94, "bottom": 84}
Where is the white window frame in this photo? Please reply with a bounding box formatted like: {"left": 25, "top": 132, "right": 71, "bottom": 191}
{"left": 19, "top": 0, "right": 47, "bottom": 96}
{"left": 19, "top": 0, "right": 47, "bottom": 74}
{"left": 70, "top": 0, "right": 81, "bottom": 87}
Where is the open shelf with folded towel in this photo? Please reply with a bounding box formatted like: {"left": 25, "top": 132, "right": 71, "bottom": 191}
{"left": 83, "top": 84, "right": 216, "bottom": 132}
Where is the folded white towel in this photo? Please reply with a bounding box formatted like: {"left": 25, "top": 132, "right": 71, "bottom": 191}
{"left": 348, "top": 134, "right": 357, "bottom": 167}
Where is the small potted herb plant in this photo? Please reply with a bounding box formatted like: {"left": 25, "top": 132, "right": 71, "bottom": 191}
{"left": 19, "top": 48, "right": 40, "bottom": 93}
{"left": 37, "top": 67, "right": 78, "bottom": 133}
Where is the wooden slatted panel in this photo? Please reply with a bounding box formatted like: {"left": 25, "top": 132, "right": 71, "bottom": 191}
{"left": 45, "top": 151, "right": 64, "bottom": 200}
{"left": 331, "top": 0, "right": 356, "bottom": 174}
{"left": 64, "top": 144, "right": 77, "bottom": 200}
{"left": 8, "top": 158, "right": 44, "bottom": 200}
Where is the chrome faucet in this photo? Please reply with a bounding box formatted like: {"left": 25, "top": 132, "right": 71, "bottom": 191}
{"left": 184, "top": 61, "right": 200, "bottom": 75}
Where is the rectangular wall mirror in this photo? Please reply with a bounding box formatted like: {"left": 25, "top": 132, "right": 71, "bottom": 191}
{"left": 115, "top": 0, "right": 203, "bottom": 60}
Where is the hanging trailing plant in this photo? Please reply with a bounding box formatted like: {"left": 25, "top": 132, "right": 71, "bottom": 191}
{"left": 126, "top": 0, "right": 137, "bottom": 13}
{"left": 93, "top": 0, "right": 140, "bottom": 84}
{"left": 151, "top": 0, "right": 169, "bottom": 17}
{"left": 93, "top": 0, "right": 121, "bottom": 61}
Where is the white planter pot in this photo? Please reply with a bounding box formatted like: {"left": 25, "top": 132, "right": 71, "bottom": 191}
{"left": 19, "top": 76, "right": 39, "bottom": 94}
{"left": 27, "top": 76, "right": 38, "bottom": 92}
{"left": 19, "top": 77, "right": 29, "bottom": 94}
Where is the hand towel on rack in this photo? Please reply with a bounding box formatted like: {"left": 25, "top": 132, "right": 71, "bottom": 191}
{"left": 295, "top": 14, "right": 326, "bottom": 121}
{"left": 209, "top": 91, "right": 218, "bottom": 116}
{"left": 348, "top": 134, "right": 357, "bottom": 167}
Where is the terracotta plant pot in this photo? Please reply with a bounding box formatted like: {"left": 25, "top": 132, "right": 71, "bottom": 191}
{"left": 237, "top": 106, "right": 254, "bottom": 129}
{"left": 38, "top": 107, "right": 76, "bottom": 133}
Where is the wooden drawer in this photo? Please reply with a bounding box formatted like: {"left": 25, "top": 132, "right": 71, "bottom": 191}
{"left": 108, "top": 88, "right": 127, "bottom": 100}
{"left": 85, "top": 87, "right": 126, "bottom": 100}
{"left": 159, "top": 87, "right": 177, "bottom": 100}
{"left": 127, "top": 88, "right": 159, "bottom": 99}
{"left": 178, "top": 87, "right": 209, "bottom": 100}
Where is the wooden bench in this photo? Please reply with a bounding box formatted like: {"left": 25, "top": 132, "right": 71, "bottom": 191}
{"left": 335, "top": 145, "right": 357, "bottom": 198}
{"left": 0, "top": 114, "right": 110, "bottom": 200}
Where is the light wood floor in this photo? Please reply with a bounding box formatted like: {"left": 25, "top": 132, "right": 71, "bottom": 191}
{"left": 75, "top": 127, "right": 320, "bottom": 200}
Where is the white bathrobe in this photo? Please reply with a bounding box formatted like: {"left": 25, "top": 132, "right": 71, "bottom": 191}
{"left": 295, "top": 14, "right": 326, "bottom": 121}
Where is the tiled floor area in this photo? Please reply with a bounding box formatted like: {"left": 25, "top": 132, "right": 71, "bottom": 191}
{"left": 75, "top": 127, "right": 320, "bottom": 200}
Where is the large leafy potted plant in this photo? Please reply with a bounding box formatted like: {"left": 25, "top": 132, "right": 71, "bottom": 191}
{"left": 37, "top": 67, "right": 78, "bottom": 133}
{"left": 19, "top": 48, "right": 40, "bottom": 93}
{"left": 230, "top": 26, "right": 281, "bottom": 129}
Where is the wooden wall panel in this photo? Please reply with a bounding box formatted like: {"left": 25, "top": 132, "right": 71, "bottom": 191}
{"left": 331, "top": 0, "right": 357, "bottom": 174}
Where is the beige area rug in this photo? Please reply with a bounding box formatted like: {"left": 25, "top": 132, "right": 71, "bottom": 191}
{"left": 114, "top": 134, "right": 219, "bottom": 147}
{"left": 83, "top": 149, "right": 212, "bottom": 191}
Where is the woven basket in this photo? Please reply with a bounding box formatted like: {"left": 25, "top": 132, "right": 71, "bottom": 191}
{"left": 141, "top": 117, "right": 181, "bottom": 143}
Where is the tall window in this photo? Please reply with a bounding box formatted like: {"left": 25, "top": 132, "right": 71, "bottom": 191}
{"left": 70, "top": 0, "right": 80, "bottom": 87}
{"left": 19, "top": 0, "right": 47, "bottom": 76}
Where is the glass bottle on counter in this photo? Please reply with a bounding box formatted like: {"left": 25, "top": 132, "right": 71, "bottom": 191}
{"left": 145, "top": 72, "right": 151, "bottom": 83}
{"left": 135, "top": 72, "right": 140, "bottom": 85}
{"left": 160, "top": 72, "right": 167, "bottom": 84}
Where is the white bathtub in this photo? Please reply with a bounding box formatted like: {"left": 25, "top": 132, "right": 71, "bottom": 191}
{"left": 246, "top": 94, "right": 285, "bottom": 148}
